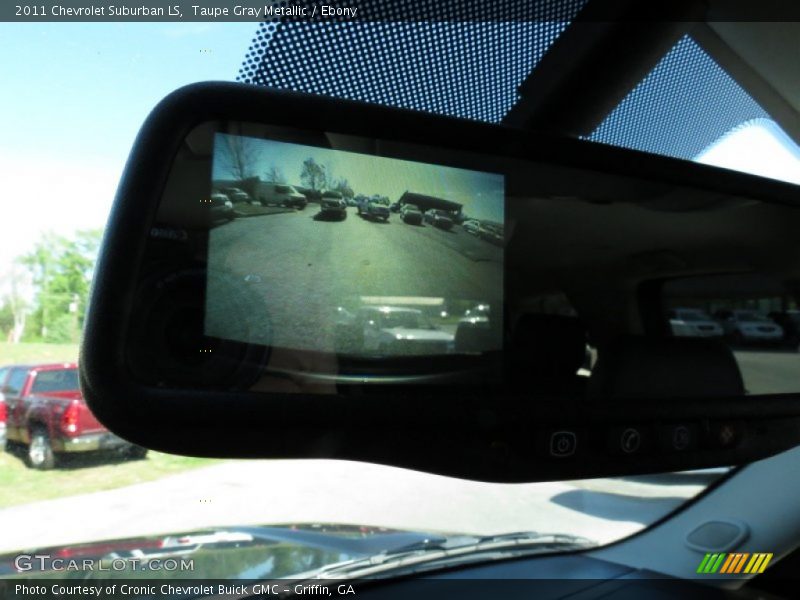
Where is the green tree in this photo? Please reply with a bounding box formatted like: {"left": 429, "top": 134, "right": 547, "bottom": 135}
{"left": 333, "top": 177, "right": 354, "bottom": 199}
{"left": 20, "top": 229, "right": 102, "bottom": 343}
{"left": 0, "top": 264, "right": 29, "bottom": 342}
{"left": 300, "top": 157, "right": 327, "bottom": 191}
{"left": 0, "top": 302, "right": 14, "bottom": 340}
{"left": 264, "top": 164, "right": 286, "bottom": 183}
{"left": 217, "top": 135, "right": 261, "bottom": 181}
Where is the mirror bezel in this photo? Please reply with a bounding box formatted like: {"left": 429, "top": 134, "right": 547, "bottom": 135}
{"left": 81, "top": 82, "right": 800, "bottom": 481}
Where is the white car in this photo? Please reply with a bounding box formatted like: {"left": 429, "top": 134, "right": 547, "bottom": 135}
{"left": 463, "top": 219, "right": 481, "bottom": 235}
{"left": 254, "top": 182, "right": 308, "bottom": 209}
{"left": 668, "top": 308, "right": 724, "bottom": 338}
{"left": 359, "top": 306, "right": 454, "bottom": 355}
{"left": 219, "top": 187, "right": 250, "bottom": 203}
{"left": 715, "top": 309, "right": 784, "bottom": 344}
{"left": 209, "top": 193, "right": 234, "bottom": 221}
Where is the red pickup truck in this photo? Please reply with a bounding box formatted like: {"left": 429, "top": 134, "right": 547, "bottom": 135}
{"left": 0, "top": 366, "right": 7, "bottom": 452}
{"left": 0, "top": 363, "right": 145, "bottom": 469}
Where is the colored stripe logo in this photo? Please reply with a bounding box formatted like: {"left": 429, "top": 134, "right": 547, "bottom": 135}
{"left": 697, "top": 553, "right": 773, "bottom": 574}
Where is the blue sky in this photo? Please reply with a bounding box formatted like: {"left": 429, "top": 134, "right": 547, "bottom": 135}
{"left": 695, "top": 118, "right": 800, "bottom": 185}
{"left": 1, "top": 22, "right": 798, "bottom": 285}
{"left": 0, "top": 22, "right": 257, "bottom": 278}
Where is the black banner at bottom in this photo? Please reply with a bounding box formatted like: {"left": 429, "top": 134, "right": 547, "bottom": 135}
{"left": 0, "top": 578, "right": 792, "bottom": 600}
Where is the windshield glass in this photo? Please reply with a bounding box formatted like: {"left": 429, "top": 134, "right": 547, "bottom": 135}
{"left": 590, "top": 35, "right": 800, "bottom": 184}
{"left": 30, "top": 369, "right": 79, "bottom": 393}
{"left": 0, "top": 20, "right": 731, "bottom": 576}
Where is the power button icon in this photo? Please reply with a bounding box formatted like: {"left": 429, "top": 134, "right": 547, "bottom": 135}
{"left": 550, "top": 431, "right": 577, "bottom": 457}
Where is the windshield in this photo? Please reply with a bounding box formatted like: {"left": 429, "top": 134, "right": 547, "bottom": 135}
{"left": 30, "top": 369, "right": 79, "bottom": 393}
{"left": 590, "top": 35, "right": 800, "bottom": 184}
{"left": 0, "top": 19, "right": 732, "bottom": 578}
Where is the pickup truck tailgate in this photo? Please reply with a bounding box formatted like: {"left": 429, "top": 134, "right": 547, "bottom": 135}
{"left": 36, "top": 390, "right": 107, "bottom": 436}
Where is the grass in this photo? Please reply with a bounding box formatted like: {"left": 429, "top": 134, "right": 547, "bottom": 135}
{"left": 0, "top": 342, "right": 216, "bottom": 508}
{"left": 0, "top": 341, "right": 79, "bottom": 366}
{"left": 0, "top": 449, "right": 216, "bottom": 509}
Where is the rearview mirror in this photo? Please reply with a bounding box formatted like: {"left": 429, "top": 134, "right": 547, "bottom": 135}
{"left": 81, "top": 82, "right": 800, "bottom": 482}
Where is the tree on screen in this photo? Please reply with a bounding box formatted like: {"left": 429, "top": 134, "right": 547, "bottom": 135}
{"left": 265, "top": 165, "right": 286, "bottom": 184}
{"left": 300, "top": 157, "right": 327, "bottom": 191}
{"left": 218, "top": 136, "right": 260, "bottom": 181}
{"left": 333, "top": 178, "right": 354, "bottom": 199}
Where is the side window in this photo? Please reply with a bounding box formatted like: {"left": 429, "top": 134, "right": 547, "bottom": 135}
{"left": 4, "top": 368, "right": 29, "bottom": 396}
{"left": 662, "top": 273, "right": 800, "bottom": 395}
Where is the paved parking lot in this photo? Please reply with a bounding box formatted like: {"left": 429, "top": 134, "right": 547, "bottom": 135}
{"left": 205, "top": 207, "right": 502, "bottom": 351}
{"left": 733, "top": 349, "right": 800, "bottom": 395}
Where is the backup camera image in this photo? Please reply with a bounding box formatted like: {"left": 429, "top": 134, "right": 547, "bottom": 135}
{"left": 206, "top": 133, "right": 504, "bottom": 358}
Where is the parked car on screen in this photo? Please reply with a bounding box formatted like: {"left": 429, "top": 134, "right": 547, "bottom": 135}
{"left": 463, "top": 219, "right": 481, "bottom": 235}
{"left": 399, "top": 203, "right": 423, "bottom": 225}
{"left": 478, "top": 223, "right": 504, "bottom": 246}
{"left": 319, "top": 191, "right": 347, "bottom": 220}
{"left": 463, "top": 303, "right": 491, "bottom": 323}
{"left": 454, "top": 311, "right": 500, "bottom": 354}
{"left": 254, "top": 182, "right": 308, "bottom": 209}
{"left": 340, "top": 306, "right": 455, "bottom": 356}
{"left": 1, "top": 363, "right": 145, "bottom": 469}
{"left": 219, "top": 187, "right": 250, "bottom": 203}
{"left": 713, "top": 309, "right": 784, "bottom": 344}
{"left": 768, "top": 310, "right": 800, "bottom": 348}
{"left": 363, "top": 199, "right": 391, "bottom": 221}
{"left": 423, "top": 209, "right": 454, "bottom": 230}
{"left": 357, "top": 195, "right": 390, "bottom": 221}
{"left": 668, "top": 308, "right": 725, "bottom": 338}
{"left": 295, "top": 186, "right": 322, "bottom": 203}
{"left": 209, "top": 192, "right": 234, "bottom": 222}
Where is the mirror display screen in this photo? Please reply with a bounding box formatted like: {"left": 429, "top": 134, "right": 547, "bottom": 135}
{"left": 205, "top": 133, "right": 504, "bottom": 360}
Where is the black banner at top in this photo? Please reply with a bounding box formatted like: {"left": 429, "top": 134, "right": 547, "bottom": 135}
{"left": 3, "top": 0, "right": 800, "bottom": 22}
